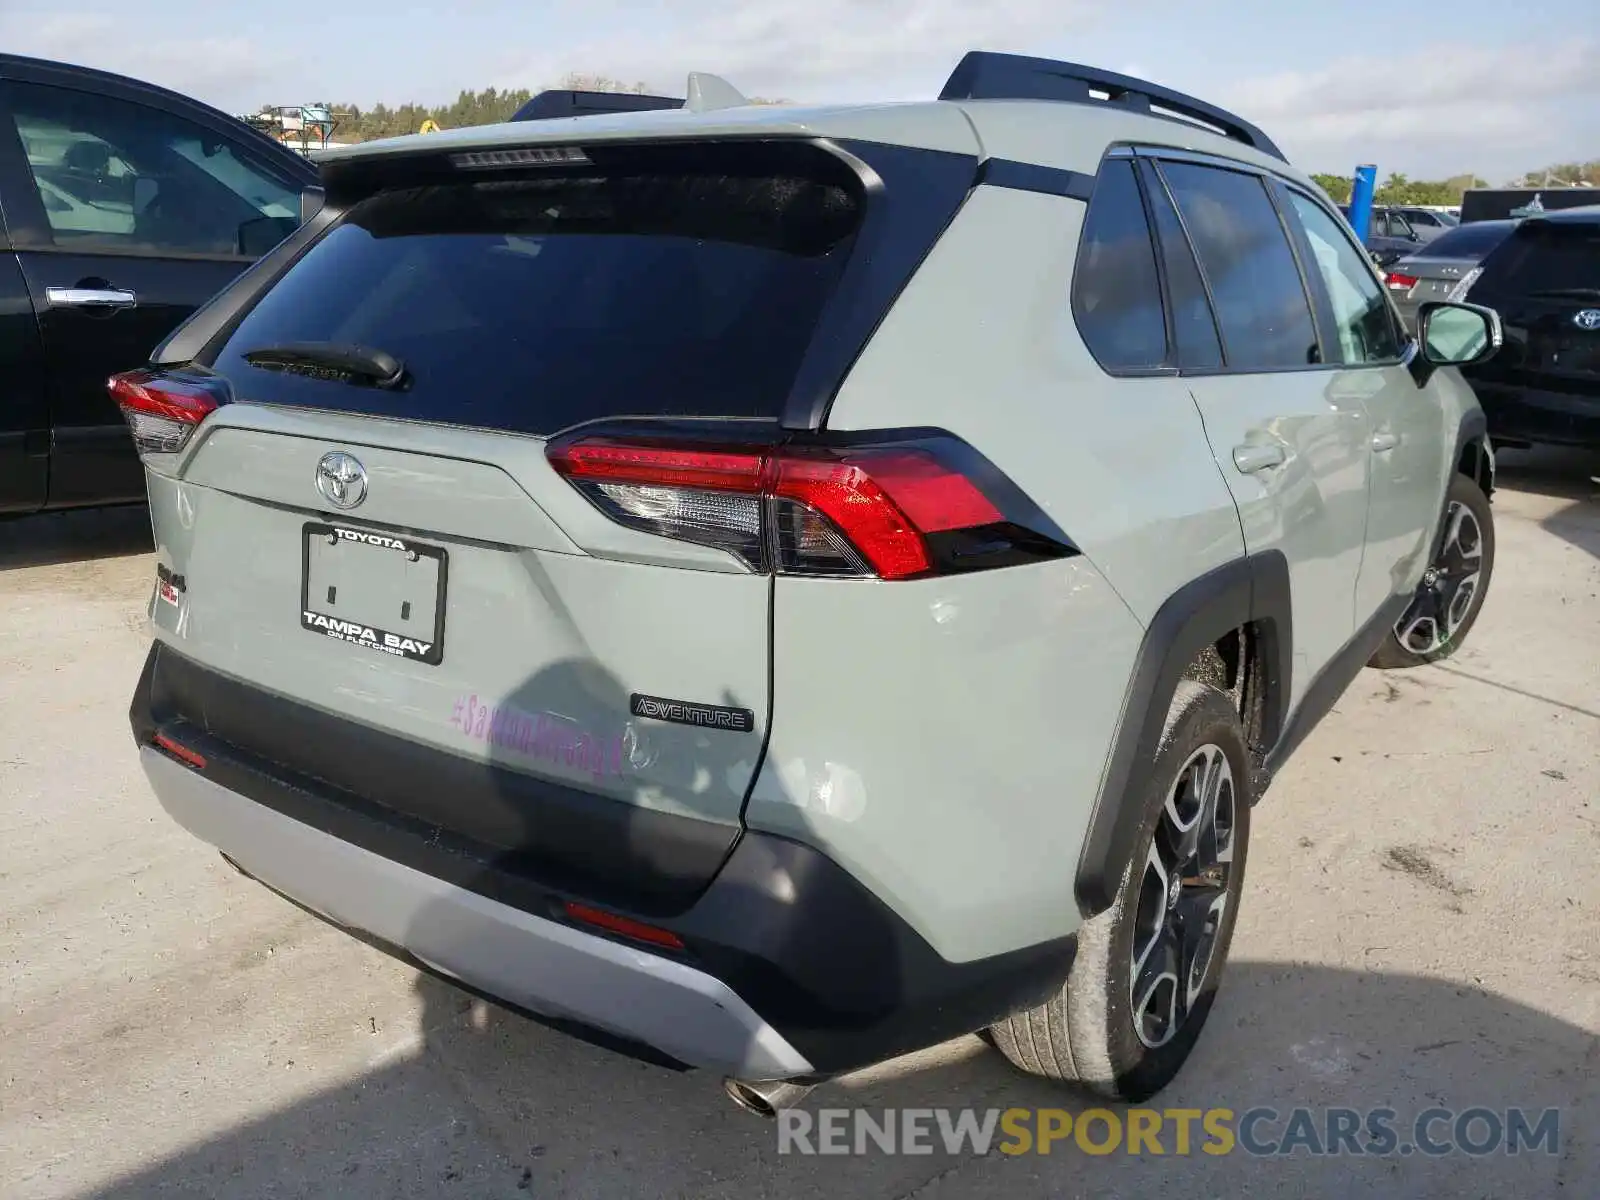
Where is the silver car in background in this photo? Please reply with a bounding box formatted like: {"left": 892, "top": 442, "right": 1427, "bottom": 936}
{"left": 1385, "top": 219, "right": 1518, "bottom": 328}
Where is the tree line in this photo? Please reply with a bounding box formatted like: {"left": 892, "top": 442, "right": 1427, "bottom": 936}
{"left": 308, "top": 75, "right": 787, "bottom": 143}
{"left": 1309, "top": 162, "right": 1598, "bottom": 206}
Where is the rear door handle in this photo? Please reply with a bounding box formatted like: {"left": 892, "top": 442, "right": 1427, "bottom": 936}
{"left": 1233, "top": 442, "right": 1287, "bottom": 474}
{"left": 45, "top": 286, "right": 137, "bottom": 309}
{"left": 1371, "top": 430, "right": 1400, "bottom": 453}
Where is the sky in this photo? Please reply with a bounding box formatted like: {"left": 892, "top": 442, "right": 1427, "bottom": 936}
{"left": 2, "top": 0, "right": 1595, "bottom": 182}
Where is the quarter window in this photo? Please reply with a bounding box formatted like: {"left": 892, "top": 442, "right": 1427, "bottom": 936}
{"left": 1072, "top": 159, "right": 1168, "bottom": 371}
{"left": 1159, "top": 162, "right": 1321, "bottom": 371}
{"left": 1285, "top": 191, "right": 1403, "bottom": 364}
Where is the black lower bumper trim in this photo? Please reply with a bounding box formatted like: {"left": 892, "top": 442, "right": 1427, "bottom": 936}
{"left": 131, "top": 643, "right": 1078, "bottom": 1076}
{"left": 1465, "top": 378, "right": 1600, "bottom": 449}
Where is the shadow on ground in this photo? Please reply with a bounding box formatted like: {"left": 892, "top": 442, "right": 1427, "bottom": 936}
{"left": 1494, "top": 445, "right": 1600, "bottom": 562}
{"left": 0, "top": 505, "right": 152, "bottom": 572}
{"left": 83, "top": 961, "right": 1596, "bottom": 1200}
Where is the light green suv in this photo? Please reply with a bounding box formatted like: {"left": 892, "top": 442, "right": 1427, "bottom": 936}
{"left": 117, "top": 52, "right": 1502, "bottom": 1117}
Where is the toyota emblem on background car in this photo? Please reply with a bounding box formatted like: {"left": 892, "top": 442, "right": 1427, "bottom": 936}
{"left": 315, "top": 452, "right": 368, "bottom": 509}
{"left": 1573, "top": 309, "right": 1600, "bottom": 331}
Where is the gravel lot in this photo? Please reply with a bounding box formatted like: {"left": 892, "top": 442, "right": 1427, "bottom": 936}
{"left": 3, "top": 448, "right": 1596, "bottom": 1200}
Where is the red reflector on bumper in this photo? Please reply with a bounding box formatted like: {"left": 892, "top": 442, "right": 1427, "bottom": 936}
{"left": 563, "top": 901, "right": 685, "bottom": 950}
{"left": 154, "top": 733, "right": 207, "bottom": 770}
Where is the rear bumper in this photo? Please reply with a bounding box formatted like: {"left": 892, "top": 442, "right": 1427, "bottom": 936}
{"left": 1464, "top": 376, "right": 1600, "bottom": 448}
{"left": 142, "top": 746, "right": 810, "bottom": 1078}
{"left": 131, "top": 643, "right": 1075, "bottom": 1078}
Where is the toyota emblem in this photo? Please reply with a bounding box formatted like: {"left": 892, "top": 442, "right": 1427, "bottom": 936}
{"left": 315, "top": 451, "right": 367, "bottom": 509}
{"left": 1573, "top": 309, "right": 1600, "bottom": 332}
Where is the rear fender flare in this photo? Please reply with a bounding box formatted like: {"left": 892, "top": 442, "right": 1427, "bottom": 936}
{"left": 1073, "top": 551, "right": 1291, "bottom": 918}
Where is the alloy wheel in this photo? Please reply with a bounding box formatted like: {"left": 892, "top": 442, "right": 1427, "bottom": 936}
{"left": 1394, "top": 500, "right": 1484, "bottom": 656}
{"left": 1129, "top": 743, "right": 1236, "bottom": 1050}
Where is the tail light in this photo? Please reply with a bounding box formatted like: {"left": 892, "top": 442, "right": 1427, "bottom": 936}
{"left": 1384, "top": 271, "right": 1419, "bottom": 291}
{"left": 108, "top": 368, "right": 231, "bottom": 457}
{"left": 546, "top": 431, "right": 1076, "bottom": 581}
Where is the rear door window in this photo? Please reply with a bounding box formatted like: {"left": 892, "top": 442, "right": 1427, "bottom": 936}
{"left": 1140, "top": 163, "right": 1223, "bottom": 370}
{"left": 1158, "top": 162, "right": 1321, "bottom": 371}
{"left": 210, "top": 143, "right": 864, "bottom": 434}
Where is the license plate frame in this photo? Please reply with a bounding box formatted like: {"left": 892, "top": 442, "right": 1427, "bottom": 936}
{"left": 299, "top": 522, "right": 448, "bottom": 666}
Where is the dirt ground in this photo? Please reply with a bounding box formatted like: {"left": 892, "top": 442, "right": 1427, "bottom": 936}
{"left": 2, "top": 447, "right": 1596, "bottom": 1200}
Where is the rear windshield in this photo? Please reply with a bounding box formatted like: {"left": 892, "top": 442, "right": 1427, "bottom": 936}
{"left": 1476, "top": 220, "right": 1600, "bottom": 295}
{"left": 210, "top": 143, "right": 863, "bottom": 433}
{"left": 1420, "top": 221, "right": 1514, "bottom": 260}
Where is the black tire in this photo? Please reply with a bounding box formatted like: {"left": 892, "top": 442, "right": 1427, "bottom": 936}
{"left": 1369, "top": 473, "right": 1496, "bottom": 670}
{"left": 987, "top": 681, "right": 1252, "bottom": 1102}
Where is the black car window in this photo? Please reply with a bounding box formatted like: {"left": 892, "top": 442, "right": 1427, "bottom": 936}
{"left": 1071, "top": 159, "right": 1168, "bottom": 371}
{"left": 5, "top": 82, "right": 300, "bottom": 257}
{"left": 1141, "top": 166, "right": 1223, "bottom": 370}
{"left": 1475, "top": 219, "right": 1600, "bottom": 295}
{"left": 1286, "top": 191, "right": 1402, "bottom": 364}
{"left": 1159, "top": 162, "right": 1320, "bottom": 371}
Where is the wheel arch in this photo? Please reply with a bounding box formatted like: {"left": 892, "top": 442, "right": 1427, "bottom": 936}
{"left": 1454, "top": 409, "right": 1494, "bottom": 499}
{"left": 1074, "top": 551, "right": 1291, "bottom": 917}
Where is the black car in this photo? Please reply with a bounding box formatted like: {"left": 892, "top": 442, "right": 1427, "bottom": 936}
{"left": 1, "top": 54, "right": 319, "bottom": 516}
{"left": 1460, "top": 205, "right": 1600, "bottom": 449}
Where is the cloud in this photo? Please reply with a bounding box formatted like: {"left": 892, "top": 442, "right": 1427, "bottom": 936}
{"left": 0, "top": 10, "right": 282, "bottom": 112}
{"left": 1214, "top": 40, "right": 1599, "bottom": 179}
{"left": 490, "top": 0, "right": 1113, "bottom": 101}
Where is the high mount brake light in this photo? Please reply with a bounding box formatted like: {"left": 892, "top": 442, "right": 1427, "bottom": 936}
{"left": 547, "top": 435, "right": 1055, "bottom": 581}
{"left": 108, "top": 368, "right": 230, "bottom": 457}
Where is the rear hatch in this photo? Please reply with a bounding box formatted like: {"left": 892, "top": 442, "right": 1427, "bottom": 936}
{"left": 1466, "top": 216, "right": 1600, "bottom": 393}
{"left": 132, "top": 138, "right": 878, "bottom": 905}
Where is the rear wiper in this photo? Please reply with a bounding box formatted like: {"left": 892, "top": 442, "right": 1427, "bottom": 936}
{"left": 1525, "top": 287, "right": 1600, "bottom": 300}
{"left": 242, "top": 341, "right": 408, "bottom": 390}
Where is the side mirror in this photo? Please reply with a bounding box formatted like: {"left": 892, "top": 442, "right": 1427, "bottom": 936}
{"left": 299, "top": 185, "right": 326, "bottom": 225}
{"left": 1409, "top": 301, "right": 1502, "bottom": 385}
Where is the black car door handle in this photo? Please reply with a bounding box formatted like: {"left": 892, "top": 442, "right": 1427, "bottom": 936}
{"left": 45, "top": 286, "right": 137, "bottom": 309}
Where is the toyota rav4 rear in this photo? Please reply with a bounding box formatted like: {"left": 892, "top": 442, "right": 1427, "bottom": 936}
{"left": 123, "top": 98, "right": 1117, "bottom": 1091}
{"left": 127, "top": 56, "right": 1416, "bottom": 1114}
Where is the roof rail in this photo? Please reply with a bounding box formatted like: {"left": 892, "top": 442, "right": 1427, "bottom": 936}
{"left": 939, "top": 51, "right": 1286, "bottom": 163}
{"left": 511, "top": 89, "right": 684, "bottom": 122}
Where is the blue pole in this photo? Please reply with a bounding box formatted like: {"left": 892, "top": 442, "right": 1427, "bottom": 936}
{"left": 1348, "top": 164, "right": 1378, "bottom": 245}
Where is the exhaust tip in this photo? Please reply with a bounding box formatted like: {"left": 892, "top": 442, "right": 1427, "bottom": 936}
{"left": 723, "top": 1078, "right": 779, "bottom": 1118}
{"left": 722, "top": 1077, "right": 815, "bottom": 1119}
